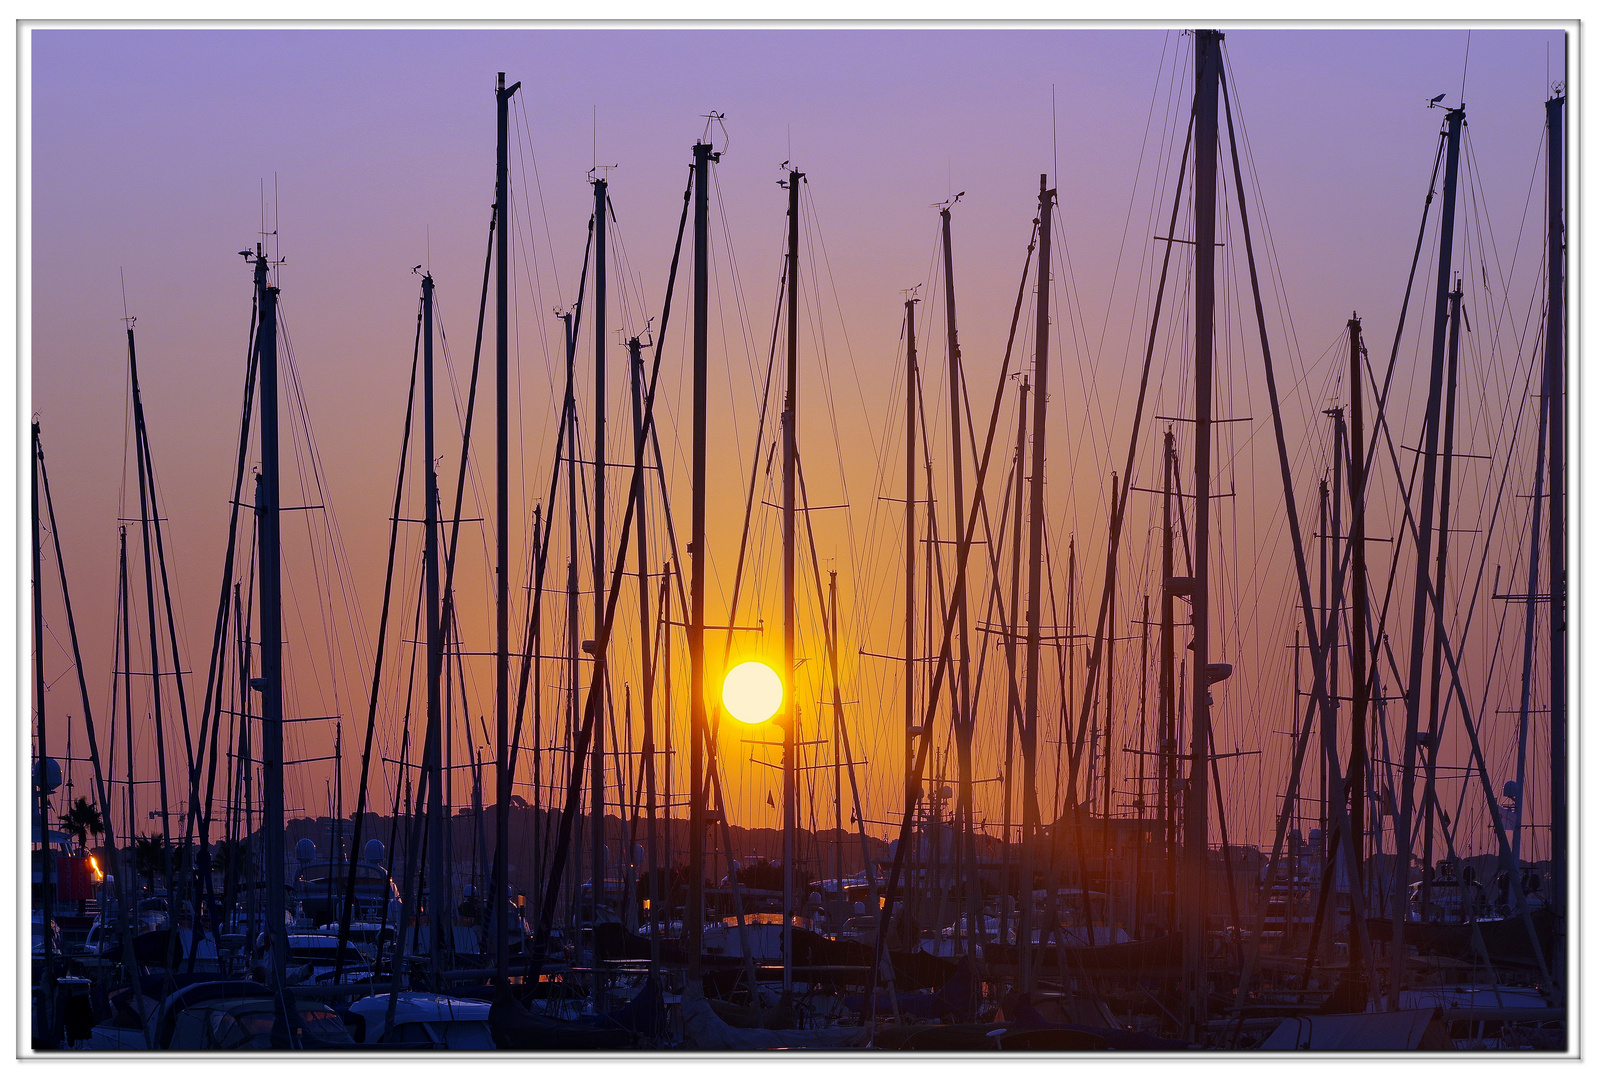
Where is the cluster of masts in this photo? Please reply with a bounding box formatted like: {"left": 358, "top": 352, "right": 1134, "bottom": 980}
{"left": 32, "top": 32, "right": 1565, "bottom": 1049}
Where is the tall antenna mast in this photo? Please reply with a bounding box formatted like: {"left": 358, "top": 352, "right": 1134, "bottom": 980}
{"left": 685, "top": 136, "right": 715, "bottom": 1001}
{"left": 1184, "top": 28, "right": 1223, "bottom": 1040}
{"left": 1020, "top": 172, "right": 1055, "bottom": 995}
{"left": 248, "top": 239, "right": 288, "bottom": 990}
{"left": 780, "top": 163, "right": 802, "bottom": 1006}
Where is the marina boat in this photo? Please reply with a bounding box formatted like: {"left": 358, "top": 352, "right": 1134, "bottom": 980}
{"left": 292, "top": 843, "right": 401, "bottom": 930}
{"left": 346, "top": 992, "right": 495, "bottom": 1048}
{"left": 145, "top": 981, "right": 357, "bottom": 1050}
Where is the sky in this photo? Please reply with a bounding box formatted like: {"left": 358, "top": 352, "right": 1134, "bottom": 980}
{"left": 26, "top": 25, "right": 1571, "bottom": 883}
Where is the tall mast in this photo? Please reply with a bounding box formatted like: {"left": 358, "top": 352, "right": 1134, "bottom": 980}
{"left": 685, "top": 138, "right": 714, "bottom": 997}
{"left": 121, "top": 529, "right": 138, "bottom": 919}
{"left": 1185, "top": 29, "right": 1222, "bottom": 1040}
{"left": 1000, "top": 377, "right": 1028, "bottom": 951}
{"left": 781, "top": 166, "right": 801, "bottom": 1003}
{"left": 1064, "top": 539, "right": 1076, "bottom": 810}
{"left": 493, "top": 69, "right": 519, "bottom": 985}
{"left": 1544, "top": 90, "right": 1566, "bottom": 1005}
{"left": 1104, "top": 474, "right": 1118, "bottom": 834}
{"left": 1512, "top": 356, "right": 1550, "bottom": 870}
{"left": 1328, "top": 405, "right": 1349, "bottom": 945}
{"left": 1331, "top": 413, "right": 1344, "bottom": 879}
{"left": 629, "top": 335, "right": 659, "bottom": 969}
{"left": 1420, "top": 281, "right": 1463, "bottom": 919}
{"left": 1346, "top": 315, "right": 1368, "bottom": 893}
{"left": 126, "top": 324, "right": 175, "bottom": 902}
{"left": 903, "top": 296, "right": 919, "bottom": 816}
{"left": 562, "top": 313, "right": 580, "bottom": 934}
{"left": 422, "top": 269, "right": 446, "bottom": 981}
{"left": 940, "top": 201, "right": 979, "bottom": 949}
{"left": 1134, "top": 591, "right": 1150, "bottom": 935}
{"left": 251, "top": 244, "right": 288, "bottom": 988}
{"left": 662, "top": 560, "right": 674, "bottom": 894}
{"left": 1318, "top": 477, "right": 1332, "bottom": 855}
{"left": 1160, "top": 429, "right": 1176, "bottom": 930}
{"left": 531, "top": 505, "right": 544, "bottom": 899}
{"left": 1020, "top": 172, "right": 1055, "bottom": 993}
{"left": 36, "top": 427, "right": 137, "bottom": 983}
{"left": 240, "top": 595, "right": 257, "bottom": 959}
{"left": 591, "top": 172, "right": 609, "bottom": 944}
{"left": 1391, "top": 102, "right": 1463, "bottom": 1009}
{"left": 829, "top": 571, "right": 844, "bottom": 900}
{"left": 32, "top": 420, "right": 56, "bottom": 1044}
{"left": 1542, "top": 88, "right": 1568, "bottom": 1011}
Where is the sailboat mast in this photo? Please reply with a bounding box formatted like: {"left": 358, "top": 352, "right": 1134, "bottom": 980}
{"left": 562, "top": 312, "right": 580, "bottom": 934}
{"left": 423, "top": 270, "right": 446, "bottom": 980}
{"left": 127, "top": 324, "right": 175, "bottom": 901}
{"left": 1330, "top": 414, "right": 1344, "bottom": 876}
{"left": 1000, "top": 377, "right": 1028, "bottom": 951}
{"left": 32, "top": 419, "right": 57, "bottom": 1042}
{"left": 940, "top": 203, "right": 978, "bottom": 950}
{"left": 1020, "top": 172, "right": 1055, "bottom": 993}
{"left": 494, "top": 69, "right": 519, "bottom": 986}
{"left": 1105, "top": 475, "right": 1118, "bottom": 835}
{"left": 661, "top": 560, "right": 673, "bottom": 892}
{"left": 829, "top": 571, "right": 843, "bottom": 900}
{"left": 629, "top": 335, "right": 659, "bottom": 968}
{"left": 1511, "top": 362, "right": 1550, "bottom": 870}
{"left": 1159, "top": 429, "right": 1176, "bottom": 930}
{"left": 781, "top": 166, "right": 801, "bottom": 1003}
{"left": 251, "top": 245, "right": 288, "bottom": 988}
{"left": 120, "top": 529, "right": 137, "bottom": 911}
{"left": 1543, "top": 90, "right": 1566, "bottom": 1004}
{"left": 36, "top": 427, "right": 137, "bottom": 982}
{"left": 1065, "top": 538, "right": 1077, "bottom": 807}
{"left": 1317, "top": 476, "right": 1331, "bottom": 858}
{"left": 651, "top": 572, "right": 669, "bottom": 968}
{"left": 904, "top": 295, "right": 918, "bottom": 815}
{"left": 1185, "top": 28, "right": 1222, "bottom": 1040}
{"left": 1346, "top": 315, "right": 1368, "bottom": 890}
{"left": 531, "top": 505, "right": 544, "bottom": 898}
{"left": 1391, "top": 102, "right": 1463, "bottom": 1009}
{"left": 1420, "top": 281, "right": 1464, "bottom": 918}
{"left": 591, "top": 174, "right": 609, "bottom": 939}
{"left": 1134, "top": 591, "right": 1150, "bottom": 936}
{"left": 686, "top": 138, "right": 714, "bottom": 996}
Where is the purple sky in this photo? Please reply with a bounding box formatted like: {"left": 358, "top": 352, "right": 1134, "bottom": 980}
{"left": 29, "top": 26, "right": 1567, "bottom": 866}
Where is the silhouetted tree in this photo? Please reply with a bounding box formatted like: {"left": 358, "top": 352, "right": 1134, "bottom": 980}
{"left": 133, "top": 834, "right": 166, "bottom": 892}
{"left": 58, "top": 796, "right": 103, "bottom": 854}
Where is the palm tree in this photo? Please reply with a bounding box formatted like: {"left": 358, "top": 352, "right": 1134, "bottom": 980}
{"left": 133, "top": 834, "right": 167, "bottom": 893}
{"left": 58, "top": 796, "right": 103, "bottom": 854}
{"left": 168, "top": 842, "right": 193, "bottom": 880}
{"left": 213, "top": 838, "right": 250, "bottom": 879}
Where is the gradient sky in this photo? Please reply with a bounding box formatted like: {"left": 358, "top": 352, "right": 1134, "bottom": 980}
{"left": 27, "top": 26, "right": 1569, "bottom": 878}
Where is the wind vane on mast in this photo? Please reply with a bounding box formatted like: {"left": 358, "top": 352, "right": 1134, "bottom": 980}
{"left": 700, "top": 110, "right": 728, "bottom": 151}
